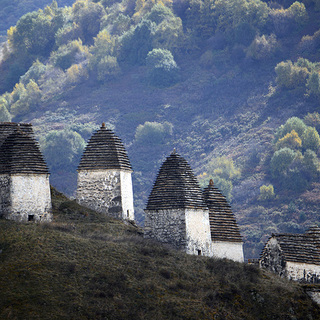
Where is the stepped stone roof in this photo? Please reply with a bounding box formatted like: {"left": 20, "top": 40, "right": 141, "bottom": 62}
{"left": 78, "top": 123, "right": 132, "bottom": 171}
{"left": 146, "top": 150, "right": 207, "bottom": 210}
{"left": 261, "top": 226, "right": 320, "bottom": 265}
{"left": 0, "top": 122, "right": 33, "bottom": 147}
{"left": 0, "top": 128, "right": 49, "bottom": 174}
{"left": 203, "top": 179, "right": 242, "bottom": 243}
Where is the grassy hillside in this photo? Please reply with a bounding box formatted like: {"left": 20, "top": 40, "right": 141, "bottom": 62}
{"left": 1, "top": 0, "right": 320, "bottom": 260}
{"left": 0, "top": 189, "right": 320, "bottom": 319}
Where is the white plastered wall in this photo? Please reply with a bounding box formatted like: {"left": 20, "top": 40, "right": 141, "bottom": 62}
{"left": 185, "top": 208, "right": 212, "bottom": 257}
{"left": 9, "top": 174, "right": 52, "bottom": 222}
{"left": 120, "top": 170, "right": 134, "bottom": 220}
{"left": 286, "top": 261, "right": 320, "bottom": 282}
{"left": 212, "top": 241, "right": 244, "bottom": 262}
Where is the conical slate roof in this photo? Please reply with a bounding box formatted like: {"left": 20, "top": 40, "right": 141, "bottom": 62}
{"left": 146, "top": 150, "right": 207, "bottom": 210}
{"left": 203, "top": 179, "right": 242, "bottom": 242}
{"left": 0, "top": 122, "right": 33, "bottom": 147}
{"left": 261, "top": 232, "right": 320, "bottom": 265}
{"left": 77, "top": 123, "right": 132, "bottom": 171}
{"left": 0, "top": 129, "right": 49, "bottom": 174}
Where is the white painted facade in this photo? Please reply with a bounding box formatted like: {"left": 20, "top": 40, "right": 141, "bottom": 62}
{"left": 286, "top": 261, "right": 320, "bottom": 282}
{"left": 212, "top": 241, "right": 244, "bottom": 262}
{"left": 185, "top": 208, "right": 212, "bottom": 256}
{"left": 0, "top": 173, "right": 52, "bottom": 222}
{"left": 120, "top": 171, "right": 134, "bottom": 220}
{"left": 77, "top": 169, "right": 134, "bottom": 220}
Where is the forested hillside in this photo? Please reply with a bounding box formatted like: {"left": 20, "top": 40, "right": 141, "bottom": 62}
{"left": 1, "top": 0, "right": 320, "bottom": 259}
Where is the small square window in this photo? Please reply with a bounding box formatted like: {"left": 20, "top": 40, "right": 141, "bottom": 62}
{"left": 28, "top": 215, "right": 34, "bottom": 222}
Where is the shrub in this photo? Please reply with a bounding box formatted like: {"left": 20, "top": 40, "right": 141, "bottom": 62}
{"left": 275, "top": 60, "right": 308, "bottom": 89}
{"left": 153, "top": 16, "right": 184, "bottom": 53}
{"left": 110, "top": 14, "right": 132, "bottom": 36}
{"left": 135, "top": 121, "right": 173, "bottom": 144}
{"left": 55, "top": 22, "right": 82, "bottom": 47}
{"left": 119, "top": 19, "right": 156, "bottom": 65}
{"left": 50, "top": 39, "right": 89, "bottom": 70}
{"left": 246, "top": 34, "right": 277, "bottom": 60}
{"left": 270, "top": 147, "right": 296, "bottom": 178}
{"left": 145, "top": 4, "right": 175, "bottom": 24}
{"left": 66, "top": 64, "right": 88, "bottom": 84}
{"left": 213, "top": 0, "right": 269, "bottom": 33}
{"left": 146, "top": 48, "right": 179, "bottom": 87}
{"left": 72, "top": 0, "right": 106, "bottom": 43}
{"left": 275, "top": 129, "right": 302, "bottom": 150}
{"left": 20, "top": 60, "right": 47, "bottom": 85}
{"left": 269, "top": 2, "right": 308, "bottom": 37}
{"left": 89, "top": 30, "right": 119, "bottom": 80}
{"left": 7, "top": 5, "right": 64, "bottom": 57}
{"left": 0, "top": 104, "right": 11, "bottom": 122}
{"left": 301, "top": 127, "right": 320, "bottom": 152}
{"left": 306, "top": 72, "right": 320, "bottom": 96}
{"left": 303, "top": 149, "right": 320, "bottom": 179}
{"left": 274, "top": 117, "right": 307, "bottom": 141}
{"left": 304, "top": 112, "right": 320, "bottom": 132}
{"left": 40, "top": 129, "right": 86, "bottom": 171}
{"left": 288, "top": 1, "right": 308, "bottom": 27}
{"left": 259, "top": 184, "right": 275, "bottom": 201}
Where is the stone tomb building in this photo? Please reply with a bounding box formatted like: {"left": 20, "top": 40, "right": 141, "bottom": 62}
{"left": 260, "top": 226, "right": 320, "bottom": 283}
{"left": 203, "top": 180, "right": 244, "bottom": 261}
{"left": 76, "top": 123, "right": 134, "bottom": 220}
{"left": 0, "top": 122, "right": 52, "bottom": 223}
{"left": 144, "top": 151, "right": 243, "bottom": 261}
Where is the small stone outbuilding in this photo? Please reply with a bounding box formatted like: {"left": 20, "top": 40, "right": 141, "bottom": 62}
{"left": 203, "top": 179, "right": 244, "bottom": 262}
{"left": 0, "top": 122, "right": 52, "bottom": 223}
{"left": 260, "top": 226, "right": 320, "bottom": 283}
{"left": 76, "top": 123, "right": 134, "bottom": 220}
{"left": 144, "top": 150, "right": 243, "bottom": 261}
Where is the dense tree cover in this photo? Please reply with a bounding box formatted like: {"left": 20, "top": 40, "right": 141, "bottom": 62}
{"left": 40, "top": 128, "right": 86, "bottom": 171}
{"left": 0, "top": 0, "right": 74, "bottom": 38}
{"left": 0, "top": 0, "right": 318, "bottom": 96}
{"left": 270, "top": 115, "right": 320, "bottom": 192}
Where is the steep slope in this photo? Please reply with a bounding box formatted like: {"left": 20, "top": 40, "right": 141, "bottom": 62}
{"left": 0, "top": 189, "right": 320, "bottom": 319}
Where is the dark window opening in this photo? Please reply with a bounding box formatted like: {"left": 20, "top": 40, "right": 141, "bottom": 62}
{"left": 28, "top": 215, "right": 34, "bottom": 222}
{"left": 198, "top": 250, "right": 202, "bottom": 256}
{"left": 127, "top": 210, "right": 129, "bottom": 217}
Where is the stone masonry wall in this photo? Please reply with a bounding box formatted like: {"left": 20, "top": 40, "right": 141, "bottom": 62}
{"left": 212, "top": 241, "right": 244, "bottom": 262}
{"left": 9, "top": 174, "right": 52, "bottom": 222}
{"left": 259, "top": 237, "right": 286, "bottom": 277}
{"left": 0, "top": 174, "right": 11, "bottom": 218}
{"left": 185, "top": 208, "right": 212, "bottom": 256}
{"left": 77, "top": 169, "right": 134, "bottom": 220}
{"left": 144, "top": 209, "right": 187, "bottom": 249}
